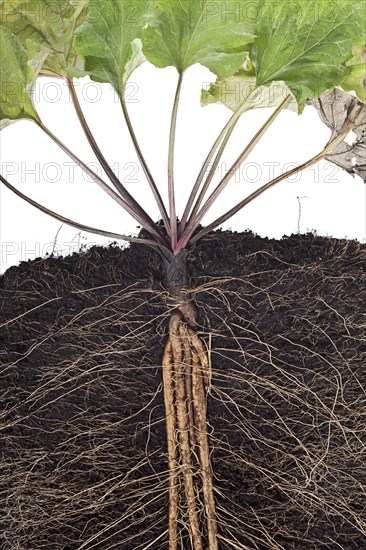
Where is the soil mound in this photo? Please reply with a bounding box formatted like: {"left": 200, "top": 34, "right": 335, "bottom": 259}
{"left": 1, "top": 231, "right": 365, "bottom": 549}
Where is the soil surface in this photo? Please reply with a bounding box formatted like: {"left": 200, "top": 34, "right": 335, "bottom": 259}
{"left": 1, "top": 230, "right": 365, "bottom": 550}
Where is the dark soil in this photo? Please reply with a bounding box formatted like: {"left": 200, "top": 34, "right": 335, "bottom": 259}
{"left": 0, "top": 230, "right": 365, "bottom": 550}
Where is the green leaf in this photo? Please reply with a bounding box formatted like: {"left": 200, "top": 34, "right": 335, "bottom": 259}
{"left": 251, "top": 0, "right": 366, "bottom": 105}
{"left": 201, "top": 66, "right": 297, "bottom": 114}
{"left": 73, "top": 0, "right": 149, "bottom": 97}
{"left": 0, "top": 0, "right": 88, "bottom": 77}
{"left": 142, "top": 0, "right": 258, "bottom": 76}
{"left": 0, "top": 26, "right": 48, "bottom": 128}
{"left": 340, "top": 44, "right": 366, "bottom": 103}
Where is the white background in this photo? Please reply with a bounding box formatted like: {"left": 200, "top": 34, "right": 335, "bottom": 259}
{"left": 1, "top": 63, "right": 365, "bottom": 274}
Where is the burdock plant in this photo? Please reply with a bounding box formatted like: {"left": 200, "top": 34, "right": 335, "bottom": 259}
{"left": 1, "top": 1, "right": 365, "bottom": 548}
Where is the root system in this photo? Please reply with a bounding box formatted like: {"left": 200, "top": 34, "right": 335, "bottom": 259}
{"left": 0, "top": 230, "right": 365, "bottom": 549}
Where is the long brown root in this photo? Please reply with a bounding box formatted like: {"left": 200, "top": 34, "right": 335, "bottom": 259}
{"left": 162, "top": 314, "right": 217, "bottom": 549}
{"left": 162, "top": 339, "right": 179, "bottom": 550}
{"left": 173, "top": 325, "right": 203, "bottom": 550}
{"left": 189, "top": 327, "right": 218, "bottom": 550}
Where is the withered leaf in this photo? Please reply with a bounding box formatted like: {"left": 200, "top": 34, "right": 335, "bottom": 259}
{"left": 308, "top": 88, "right": 366, "bottom": 183}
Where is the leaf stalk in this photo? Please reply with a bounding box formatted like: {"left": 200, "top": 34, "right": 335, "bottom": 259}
{"left": 177, "top": 94, "right": 292, "bottom": 251}
{"left": 120, "top": 97, "right": 170, "bottom": 232}
{"left": 179, "top": 103, "right": 251, "bottom": 234}
{"left": 168, "top": 72, "right": 185, "bottom": 252}
{"left": 0, "top": 174, "right": 165, "bottom": 251}
{"left": 36, "top": 121, "right": 168, "bottom": 247}
{"left": 190, "top": 104, "right": 364, "bottom": 245}
{"left": 67, "top": 78, "right": 154, "bottom": 222}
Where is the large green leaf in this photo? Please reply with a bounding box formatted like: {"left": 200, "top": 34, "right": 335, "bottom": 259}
{"left": 252, "top": 0, "right": 365, "bottom": 105}
{"left": 73, "top": 0, "right": 149, "bottom": 97}
{"left": 0, "top": 26, "right": 48, "bottom": 129}
{"left": 142, "top": 0, "right": 258, "bottom": 76}
{"left": 203, "top": 0, "right": 365, "bottom": 117}
{"left": 340, "top": 44, "right": 366, "bottom": 103}
{"left": 0, "top": 0, "right": 88, "bottom": 77}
